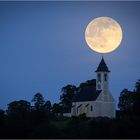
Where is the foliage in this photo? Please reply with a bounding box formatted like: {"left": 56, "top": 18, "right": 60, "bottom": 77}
{"left": 133, "top": 79, "right": 140, "bottom": 116}
{"left": 52, "top": 103, "right": 63, "bottom": 116}
{"left": 79, "top": 79, "right": 96, "bottom": 89}
{"left": 0, "top": 109, "right": 5, "bottom": 126}
{"left": 60, "top": 85, "right": 76, "bottom": 108}
{"left": 118, "top": 79, "right": 140, "bottom": 117}
{"left": 118, "top": 89, "right": 134, "bottom": 113}
{"left": 135, "top": 79, "right": 140, "bottom": 93}
{"left": 1, "top": 79, "right": 140, "bottom": 138}
{"left": 32, "top": 93, "right": 45, "bottom": 111}
{"left": 31, "top": 93, "right": 53, "bottom": 124}
{"left": 44, "top": 100, "right": 51, "bottom": 112}
{"left": 60, "top": 80, "right": 96, "bottom": 113}
{"left": 29, "top": 122, "right": 60, "bottom": 138}
{"left": 7, "top": 100, "right": 31, "bottom": 120}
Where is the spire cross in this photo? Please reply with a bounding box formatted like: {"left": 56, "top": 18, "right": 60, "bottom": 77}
{"left": 101, "top": 53, "right": 104, "bottom": 59}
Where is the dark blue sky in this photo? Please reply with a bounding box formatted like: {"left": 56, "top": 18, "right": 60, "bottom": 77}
{"left": 0, "top": 1, "right": 140, "bottom": 109}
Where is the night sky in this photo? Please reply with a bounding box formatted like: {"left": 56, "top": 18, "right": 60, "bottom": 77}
{"left": 0, "top": 1, "right": 140, "bottom": 109}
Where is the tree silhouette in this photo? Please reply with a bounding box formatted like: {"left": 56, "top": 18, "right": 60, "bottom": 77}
{"left": 44, "top": 100, "right": 51, "bottom": 112}
{"left": 32, "top": 93, "right": 45, "bottom": 111}
{"left": 118, "top": 79, "right": 140, "bottom": 118}
{"left": 60, "top": 85, "right": 76, "bottom": 110}
{"left": 1, "top": 79, "right": 140, "bottom": 138}
{"left": 79, "top": 79, "right": 96, "bottom": 89}
{"left": 0, "top": 109, "right": 5, "bottom": 126}
{"left": 5, "top": 100, "right": 32, "bottom": 138}
{"left": 133, "top": 79, "right": 140, "bottom": 116}
{"left": 52, "top": 103, "right": 63, "bottom": 116}
{"left": 135, "top": 79, "right": 140, "bottom": 93}
{"left": 118, "top": 88, "right": 135, "bottom": 117}
{"left": 7, "top": 100, "right": 31, "bottom": 120}
{"left": 31, "top": 93, "right": 49, "bottom": 124}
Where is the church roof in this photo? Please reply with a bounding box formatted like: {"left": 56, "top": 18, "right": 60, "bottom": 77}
{"left": 72, "top": 85, "right": 101, "bottom": 102}
{"left": 95, "top": 57, "right": 110, "bottom": 72}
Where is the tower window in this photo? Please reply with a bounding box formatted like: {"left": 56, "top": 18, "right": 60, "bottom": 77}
{"left": 104, "top": 74, "right": 107, "bottom": 81}
{"left": 97, "top": 73, "right": 101, "bottom": 82}
{"left": 97, "top": 84, "right": 101, "bottom": 89}
{"left": 91, "top": 106, "right": 93, "bottom": 111}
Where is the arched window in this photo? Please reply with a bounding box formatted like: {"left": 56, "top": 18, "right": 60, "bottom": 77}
{"left": 98, "top": 84, "right": 101, "bottom": 89}
{"left": 104, "top": 74, "right": 107, "bottom": 81}
{"left": 97, "top": 73, "right": 101, "bottom": 82}
{"left": 91, "top": 105, "right": 93, "bottom": 111}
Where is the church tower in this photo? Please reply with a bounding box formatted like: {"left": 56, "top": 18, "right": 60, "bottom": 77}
{"left": 95, "top": 57, "right": 115, "bottom": 118}
{"left": 70, "top": 56, "right": 116, "bottom": 118}
{"left": 95, "top": 57, "right": 110, "bottom": 91}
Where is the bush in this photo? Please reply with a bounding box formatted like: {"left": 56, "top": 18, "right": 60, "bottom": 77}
{"left": 29, "top": 122, "right": 60, "bottom": 138}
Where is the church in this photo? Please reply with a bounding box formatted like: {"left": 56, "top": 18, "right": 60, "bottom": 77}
{"left": 64, "top": 57, "right": 116, "bottom": 118}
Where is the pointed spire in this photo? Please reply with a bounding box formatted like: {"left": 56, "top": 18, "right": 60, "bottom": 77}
{"left": 95, "top": 57, "right": 110, "bottom": 72}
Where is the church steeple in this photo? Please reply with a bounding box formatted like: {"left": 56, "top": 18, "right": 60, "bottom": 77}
{"left": 95, "top": 56, "right": 110, "bottom": 72}
{"left": 95, "top": 57, "right": 110, "bottom": 91}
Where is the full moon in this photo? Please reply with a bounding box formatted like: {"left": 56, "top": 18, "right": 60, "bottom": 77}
{"left": 85, "top": 17, "right": 122, "bottom": 53}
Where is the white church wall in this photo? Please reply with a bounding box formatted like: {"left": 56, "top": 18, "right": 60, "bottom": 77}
{"left": 71, "top": 101, "right": 95, "bottom": 117}
{"left": 93, "top": 101, "right": 115, "bottom": 118}
{"left": 71, "top": 102, "right": 76, "bottom": 116}
{"left": 95, "top": 90, "right": 116, "bottom": 118}
{"left": 63, "top": 113, "right": 71, "bottom": 117}
{"left": 71, "top": 99, "right": 115, "bottom": 118}
{"left": 97, "top": 90, "right": 115, "bottom": 102}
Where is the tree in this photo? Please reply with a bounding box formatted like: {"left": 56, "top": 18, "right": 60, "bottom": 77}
{"left": 60, "top": 85, "right": 76, "bottom": 109}
{"left": 135, "top": 79, "right": 140, "bottom": 93}
{"left": 44, "top": 101, "right": 51, "bottom": 112}
{"left": 29, "top": 122, "right": 60, "bottom": 138}
{"left": 118, "top": 80, "right": 140, "bottom": 118}
{"left": 31, "top": 93, "right": 48, "bottom": 124}
{"left": 32, "top": 93, "right": 45, "bottom": 111}
{"left": 79, "top": 79, "right": 96, "bottom": 89}
{"left": 118, "top": 89, "right": 134, "bottom": 115}
{"left": 133, "top": 79, "right": 140, "bottom": 116}
{"left": 0, "top": 109, "right": 5, "bottom": 126}
{"left": 7, "top": 100, "right": 31, "bottom": 120}
{"left": 52, "top": 103, "right": 63, "bottom": 116}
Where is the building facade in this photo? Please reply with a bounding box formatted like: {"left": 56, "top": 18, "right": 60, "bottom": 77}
{"left": 71, "top": 57, "right": 116, "bottom": 118}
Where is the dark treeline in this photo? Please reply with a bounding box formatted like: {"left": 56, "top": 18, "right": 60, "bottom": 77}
{"left": 0, "top": 79, "right": 140, "bottom": 138}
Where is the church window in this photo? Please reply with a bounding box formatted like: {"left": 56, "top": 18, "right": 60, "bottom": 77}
{"left": 98, "top": 84, "right": 101, "bottom": 89}
{"left": 97, "top": 73, "right": 101, "bottom": 82}
{"left": 104, "top": 74, "right": 107, "bottom": 81}
{"left": 91, "top": 105, "right": 93, "bottom": 111}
